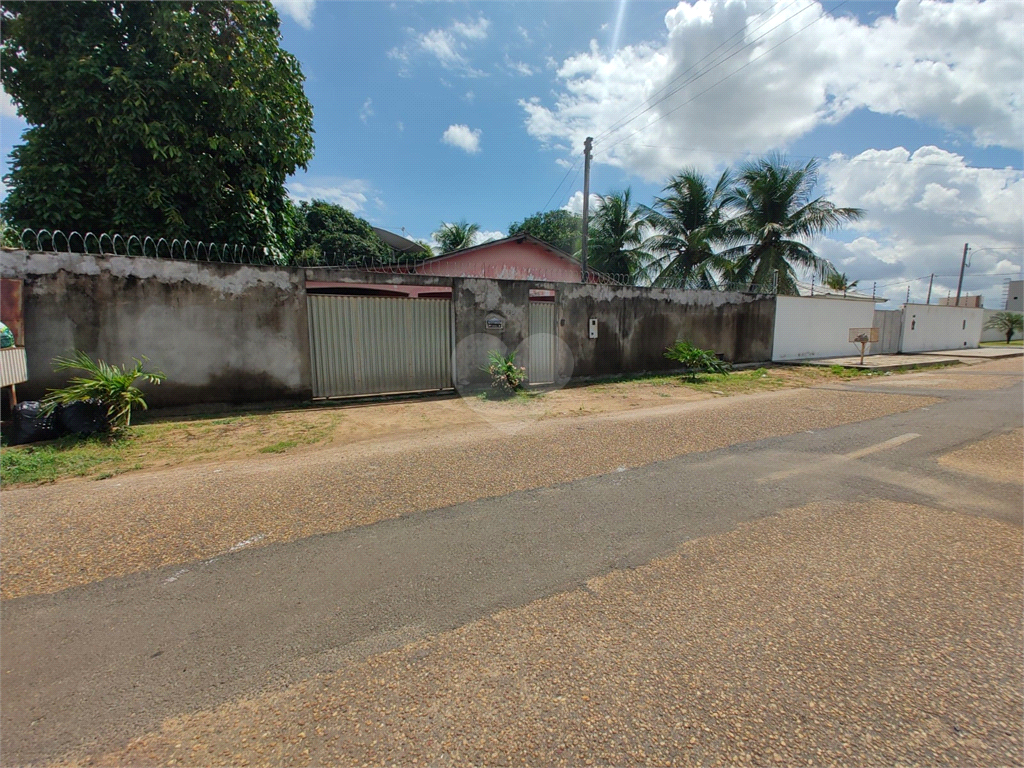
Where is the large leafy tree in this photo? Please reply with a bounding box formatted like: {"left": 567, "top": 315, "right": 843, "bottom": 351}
{"left": 507, "top": 209, "right": 582, "bottom": 256}
{"left": 722, "top": 155, "right": 863, "bottom": 295}
{"left": 291, "top": 200, "right": 392, "bottom": 266}
{"left": 0, "top": 1, "right": 314, "bottom": 256}
{"left": 588, "top": 189, "right": 652, "bottom": 284}
{"left": 434, "top": 219, "right": 480, "bottom": 254}
{"left": 642, "top": 169, "right": 732, "bottom": 289}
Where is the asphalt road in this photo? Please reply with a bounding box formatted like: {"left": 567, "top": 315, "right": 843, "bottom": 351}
{"left": 2, "top": 373, "right": 1021, "bottom": 765}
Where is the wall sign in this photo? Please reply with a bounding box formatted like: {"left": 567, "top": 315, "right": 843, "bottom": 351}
{"left": 485, "top": 315, "right": 505, "bottom": 330}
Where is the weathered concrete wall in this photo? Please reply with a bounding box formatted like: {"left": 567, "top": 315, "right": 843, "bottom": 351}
{"left": 772, "top": 295, "right": 877, "bottom": 362}
{"left": 452, "top": 277, "right": 532, "bottom": 390}
{"left": 556, "top": 284, "right": 775, "bottom": 379}
{"left": 1, "top": 250, "right": 311, "bottom": 406}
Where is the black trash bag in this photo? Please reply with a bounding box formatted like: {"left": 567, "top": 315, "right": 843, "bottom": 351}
{"left": 6, "top": 401, "right": 61, "bottom": 446}
{"left": 55, "top": 400, "right": 109, "bottom": 436}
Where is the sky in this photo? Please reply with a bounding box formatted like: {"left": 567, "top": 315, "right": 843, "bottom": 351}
{"left": 2, "top": 0, "right": 1022, "bottom": 306}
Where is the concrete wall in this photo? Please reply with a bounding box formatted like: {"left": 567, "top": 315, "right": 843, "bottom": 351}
{"left": 1006, "top": 280, "right": 1023, "bottom": 312}
{"left": 556, "top": 284, "right": 775, "bottom": 379}
{"left": 451, "top": 277, "right": 533, "bottom": 390}
{"left": 980, "top": 307, "right": 1023, "bottom": 343}
{"left": 1, "top": 250, "right": 312, "bottom": 406}
{"left": 772, "top": 296, "right": 877, "bottom": 361}
{"left": 899, "top": 303, "right": 983, "bottom": 353}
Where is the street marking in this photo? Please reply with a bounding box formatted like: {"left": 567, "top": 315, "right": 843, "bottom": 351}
{"left": 229, "top": 534, "right": 265, "bottom": 552}
{"left": 760, "top": 433, "right": 921, "bottom": 483}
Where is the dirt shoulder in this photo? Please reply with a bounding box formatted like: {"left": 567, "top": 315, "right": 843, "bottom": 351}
{"left": 0, "top": 362, "right": 964, "bottom": 487}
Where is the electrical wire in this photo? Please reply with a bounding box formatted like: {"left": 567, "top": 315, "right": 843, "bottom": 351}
{"left": 539, "top": 153, "right": 582, "bottom": 213}
{"left": 596, "top": 0, "right": 852, "bottom": 158}
{"left": 591, "top": 0, "right": 811, "bottom": 146}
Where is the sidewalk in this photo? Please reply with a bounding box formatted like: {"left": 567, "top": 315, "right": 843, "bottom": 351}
{"left": 800, "top": 346, "right": 1023, "bottom": 370}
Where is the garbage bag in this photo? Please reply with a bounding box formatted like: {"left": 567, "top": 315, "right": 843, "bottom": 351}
{"left": 0, "top": 322, "right": 13, "bottom": 349}
{"left": 6, "top": 401, "right": 60, "bottom": 446}
{"left": 55, "top": 400, "right": 109, "bottom": 436}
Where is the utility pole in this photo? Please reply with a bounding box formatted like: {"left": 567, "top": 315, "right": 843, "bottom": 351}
{"left": 906, "top": 286, "right": 910, "bottom": 304}
{"left": 580, "top": 136, "right": 593, "bottom": 283}
{"left": 954, "top": 242, "right": 969, "bottom": 306}
{"left": 926, "top": 273, "right": 934, "bottom": 304}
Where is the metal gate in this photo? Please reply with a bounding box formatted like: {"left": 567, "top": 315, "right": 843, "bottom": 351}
{"left": 870, "top": 309, "right": 903, "bottom": 355}
{"left": 307, "top": 295, "right": 452, "bottom": 397}
{"left": 528, "top": 302, "right": 555, "bottom": 384}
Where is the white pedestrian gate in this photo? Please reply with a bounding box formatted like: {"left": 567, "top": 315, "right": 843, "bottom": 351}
{"left": 307, "top": 295, "right": 452, "bottom": 397}
{"left": 529, "top": 302, "right": 556, "bottom": 384}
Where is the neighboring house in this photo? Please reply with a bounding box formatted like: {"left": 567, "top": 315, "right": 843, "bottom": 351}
{"left": 1005, "top": 280, "right": 1022, "bottom": 312}
{"left": 307, "top": 233, "right": 611, "bottom": 299}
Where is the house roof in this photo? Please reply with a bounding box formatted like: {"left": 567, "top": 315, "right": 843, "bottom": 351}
{"left": 418, "top": 232, "right": 577, "bottom": 266}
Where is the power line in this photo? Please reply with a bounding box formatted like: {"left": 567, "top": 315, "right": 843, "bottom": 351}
{"left": 592, "top": 0, "right": 812, "bottom": 146}
{"left": 874, "top": 270, "right": 1022, "bottom": 289}
{"left": 539, "top": 153, "right": 582, "bottom": 213}
{"left": 596, "top": 0, "right": 851, "bottom": 158}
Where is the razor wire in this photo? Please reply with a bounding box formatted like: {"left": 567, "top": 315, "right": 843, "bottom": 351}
{"left": 1, "top": 225, "right": 777, "bottom": 293}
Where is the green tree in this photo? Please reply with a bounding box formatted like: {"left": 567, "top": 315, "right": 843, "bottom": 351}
{"left": 0, "top": 1, "right": 314, "bottom": 257}
{"left": 291, "top": 200, "right": 392, "bottom": 266}
{"left": 588, "top": 189, "right": 652, "bottom": 284}
{"left": 434, "top": 219, "right": 480, "bottom": 254}
{"left": 507, "top": 209, "right": 582, "bottom": 256}
{"left": 825, "top": 272, "right": 859, "bottom": 295}
{"left": 642, "top": 169, "right": 732, "bottom": 289}
{"left": 722, "top": 155, "right": 863, "bottom": 295}
{"left": 984, "top": 311, "right": 1024, "bottom": 344}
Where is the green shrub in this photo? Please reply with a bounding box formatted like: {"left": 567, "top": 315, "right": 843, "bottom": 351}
{"left": 664, "top": 340, "right": 730, "bottom": 381}
{"left": 42, "top": 350, "right": 165, "bottom": 430}
{"left": 483, "top": 349, "right": 527, "bottom": 396}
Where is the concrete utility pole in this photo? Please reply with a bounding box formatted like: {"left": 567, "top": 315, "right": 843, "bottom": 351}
{"left": 926, "top": 273, "right": 934, "bottom": 304}
{"left": 955, "top": 242, "right": 969, "bottom": 306}
{"left": 580, "top": 136, "right": 593, "bottom": 284}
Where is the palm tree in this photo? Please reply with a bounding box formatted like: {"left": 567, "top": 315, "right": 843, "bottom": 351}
{"left": 984, "top": 311, "right": 1024, "bottom": 344}
{"left": 641, "top": 168, "right": 732, "bottom": 289}
{"left": 825, "top": 272, "right": 859, "bottom": 295}
{"left": 587, "top": 189, "right": 653, "bottom": 284}
{"left": 434, "top": 219, "right": 480, "bottom": 254}
{"left": 722, "top": 154, "right": 863, "bottom": 295}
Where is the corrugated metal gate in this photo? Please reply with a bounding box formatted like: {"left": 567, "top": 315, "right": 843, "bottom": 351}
{"left": 528, "top": 302, "right": 555, "bottom": 384}
{"left": 870, "top": 309, "right": 903, "bottom": 355}
{"left": 307, "top": 295, "right": 452, "bottom": 397}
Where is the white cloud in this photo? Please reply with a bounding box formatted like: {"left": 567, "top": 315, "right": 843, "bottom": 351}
{"left": 1, "top": 90, "right": 20, "bottom": 120}
{"left": 505, "top": 58, "right": 536, "bottom": 76}
{"left": 817, "top": 146, "right": 1024, "bottom": 304}
{"left": 391, "top": 15, "right": 490, "bottom": 77}
{"left": 359, "top": 98, "right": 374, "bottom": 123}
{"left": 287, "top": 178, "right": 376, "bottom": 212}
{"left": 273, "top": 0, "right": 315, "bottom": 29}
{"left": 474, "top": 229, "right": 505, "bottom": 245}
{"left": 517, "top": 26, "right": 532, "bottom": 43}
{"left": 442, "top": 124, "right": 482, "bottom": 154}
{"left": 562, "top": 191, "right": 605, "bottom": 215}
{"left": 397, "top": 121, "right": 404, "bottom": 133}
{"left": 464, "top": 91, "right": 475, "bottom": 103}
{"left": 451, "top": 15, "right": 490, "bottom": 41}
{"left": 522, "top": 0, "right": 1023, "bottom": 180}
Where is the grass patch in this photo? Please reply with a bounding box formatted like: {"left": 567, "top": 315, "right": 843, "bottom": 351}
{"left": 1, "top": 433, "right": 132, "bottom": 486}
{"left": 259, "top": 440, "right": 299, "bottom": 454}
{"left": 980, "top": 339, "right": 1022, "bottom": 347}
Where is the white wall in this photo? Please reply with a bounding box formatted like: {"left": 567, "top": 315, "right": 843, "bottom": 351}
{"left": 981, "top": 308, "right": 1023, "bottom": 343}
{"left": 772, "top": 295, "right": 877, "bottom": 361}
{"left": 899, "top": 304, "right": 983, "bottom": 352}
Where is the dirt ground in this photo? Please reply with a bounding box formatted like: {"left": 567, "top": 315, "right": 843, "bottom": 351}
{"left": 0, "top": 363, "right": 959, "bottom": 486}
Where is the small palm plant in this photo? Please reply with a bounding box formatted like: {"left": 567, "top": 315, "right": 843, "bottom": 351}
{"left": 43, "top": 351, "right": 166, "bottom": 430}
{"left": 984, "top": 311, "right": 1024, "bottom": 344}
{"left": 664, "top": 340, "right": 730, "bottom": 382}
{"left": 483, "top": 349, "right": 527, "bottom": 396}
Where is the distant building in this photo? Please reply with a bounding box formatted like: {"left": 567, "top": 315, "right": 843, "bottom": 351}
{"left": 1006, "top": 280, "right": 1023, "bottom": 312}
{"left": 938, "top": 295, "right": 982, "bottom": 308}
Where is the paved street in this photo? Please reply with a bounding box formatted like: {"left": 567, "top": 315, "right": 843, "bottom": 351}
{"left": 2, "top": 359, "right": 1022, "bottom": 766}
